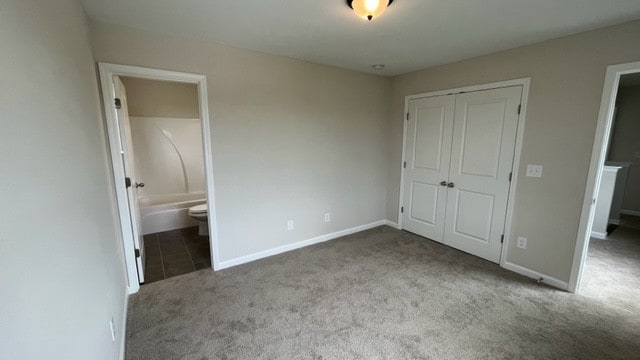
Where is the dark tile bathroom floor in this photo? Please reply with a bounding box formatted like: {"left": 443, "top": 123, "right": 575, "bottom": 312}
{"left": 143, "top": 226, "right": 211, "bottom": 285}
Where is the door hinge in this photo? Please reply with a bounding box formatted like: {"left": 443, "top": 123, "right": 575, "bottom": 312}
{"left": 115, "top": 98, "right": 122, "bottom": 110}
{"left": 401, "top": 206, "right": 404, "bottom": 213}
{"left": 509, "top": 172, "right": 513, "bottom": 182}
{"left": 501, "top": 234, "right": 504, "bottom": 244}
{"left": 125, "top": 177, "right": 132, "bottom": 188}
{"left": 403, "top": 161, "right": 407, "bottom": 169}
{"left": 517, "top": 104, "right": 521, "bottom": 115}
{"left": 406, "top": 113, "right": 409, "bottom": 121}
{"left": 134, "top": 249, "right": 140, "bottom": 258}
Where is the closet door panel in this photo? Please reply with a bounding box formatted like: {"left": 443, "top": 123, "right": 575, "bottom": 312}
{"left": 402, "top": 95, "right": 455, "bottom": 243}
{"left": 444, "top": 86, "right": 522, "bottom": 263}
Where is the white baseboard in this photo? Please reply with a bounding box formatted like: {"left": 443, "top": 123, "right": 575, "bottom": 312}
{"left": 384, "top": 220, "right": 400, "bottom": 229}
{"left": 119, "top": 291, "right": 129, "bottom": 360}
{"left": 502, "top": 261, "right": 568, "bottom": 291}
{"left": 216, "top": 220, "right": 388, "bottom": 270}
{"left": 213, "top": 220, "right": 570, "bottom": 293}
{"left": 621, "top": 209, "right": 640, "bottom": 217}
{"left": 591, "top": 231, "right": 608, "bottom": 239}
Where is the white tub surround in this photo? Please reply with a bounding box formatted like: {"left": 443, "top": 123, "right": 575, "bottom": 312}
{"left": 139, "top": 193, "right": 206, "bottom": 235}
{"left": 130, "top": 117, "right": 205, "bottom": 197}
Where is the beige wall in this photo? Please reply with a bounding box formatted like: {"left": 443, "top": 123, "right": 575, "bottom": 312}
{"left": 90, "top": 21, "right": 392, "bottom": 263}
{"left": 120, "top": 77, "right": 199, "bottom": 118}
{"left": 0, "top": 1, "right": 126, "bottom": 359}
{"left": 609, "top": 85, "right": 640, "bottom": 212}
{"left": 387, "top": 20, "right": 640, "bottom": 282}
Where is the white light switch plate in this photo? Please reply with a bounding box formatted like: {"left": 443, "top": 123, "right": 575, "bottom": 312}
{"left": 526, "top": 165, "right": 543, "bottom": 178}
{"left": 287, "top": 220, "right": 295, "bottom": 231}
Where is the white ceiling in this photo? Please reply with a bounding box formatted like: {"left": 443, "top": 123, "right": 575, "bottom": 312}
{"left": 81, "top": 0, "right": 640, "bottom": 76}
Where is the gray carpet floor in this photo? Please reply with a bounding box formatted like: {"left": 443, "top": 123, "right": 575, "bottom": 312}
{"left": 126, "top": 226, "right": 640, "bottom": 360}
{"left": 581, "top": 216, "right": 640, "bottom": 314}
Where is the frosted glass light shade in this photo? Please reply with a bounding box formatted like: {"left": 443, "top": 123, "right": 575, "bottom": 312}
{"left": 350, "top": 0, "right": 391, "bottom": 21}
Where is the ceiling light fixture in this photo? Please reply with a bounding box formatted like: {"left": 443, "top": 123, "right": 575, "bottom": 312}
{"left": 347, "top": 0, "right": 394, "bottom": 21}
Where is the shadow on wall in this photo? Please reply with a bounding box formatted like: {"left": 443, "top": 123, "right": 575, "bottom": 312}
{"left": 131, "top": 116, "right": 205, "bottom": 205}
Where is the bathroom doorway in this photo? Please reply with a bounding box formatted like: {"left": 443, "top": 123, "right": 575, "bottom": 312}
{"left": 570, "top": 61, "right": 640, "bottom": 308}
{"left": 581, "top": 71, "right": 640, "bottom": 310}
{"left": 99, "top": 63, "right": 218, "bottom": 294}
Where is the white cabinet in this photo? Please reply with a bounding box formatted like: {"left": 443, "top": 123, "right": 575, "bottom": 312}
{"left": 606, "top": 162, "right": 631, "bottom": 225}
{"left": 591, "top": 166, "right": 622, "bottom": 239}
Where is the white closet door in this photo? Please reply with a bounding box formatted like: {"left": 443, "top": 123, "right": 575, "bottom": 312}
{"left": 443, "top": 86, "right": 522, "bottom": 263}
{"left": 402, "top": 95, "right": 455, "bottom": 242}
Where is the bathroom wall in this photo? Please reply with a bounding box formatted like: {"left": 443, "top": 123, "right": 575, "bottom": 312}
{"left": 608, "top": 84, "right": 640, "bottom": 214}
{"left": 121, "top": 77, "right": 199, "bottom": 118}
{"left": 120, "top": 77, "right": 205, "bottom": 203}
{"left": 0, "top": 1, "right": 127, "bottom": 359}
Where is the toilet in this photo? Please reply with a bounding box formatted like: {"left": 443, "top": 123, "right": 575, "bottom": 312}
{"left": 188, "top": 204, "right": 209, "bottom": 236}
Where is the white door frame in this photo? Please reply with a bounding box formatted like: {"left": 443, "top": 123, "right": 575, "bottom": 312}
{"left": 568, "top": 61, "right": 640, "bottom": 294}
{"left": 98, "top": 63, "right": 220, "bottom": 294}
{"left": 397, "top": 78, "right": 530, "bottom": 268}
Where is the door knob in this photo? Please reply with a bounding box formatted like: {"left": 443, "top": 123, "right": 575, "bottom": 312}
{"left": 447, "top": 182, "right": 455, "bottom": 188}
{"left": 440, "top": 181, "right": 448, "bottom": 187}
{"left": 135, "top": 183, "right": 145, "bottom": 188}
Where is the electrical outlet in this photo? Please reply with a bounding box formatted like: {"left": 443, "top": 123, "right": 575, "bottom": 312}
{"left": 526, "top": 165, "right": 543, "bottom": 178}
{"left": 517, "top": 236, "right": 528, "bottom": 249}
{"left": 635, "top": 151, "right": 640, "bottom": 159}
{"left": 109, "top": 318, "right": 116, "bottom": 342}
{"left": 324, "top": 213, "right": 331, "bottom": 223}
{"left": 287, "top": 220, "right": 295, "bottom": 231}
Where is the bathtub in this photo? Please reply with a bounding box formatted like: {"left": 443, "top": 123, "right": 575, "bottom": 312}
{"left": 139, "top": 192, "right": 206, "bottom": 235}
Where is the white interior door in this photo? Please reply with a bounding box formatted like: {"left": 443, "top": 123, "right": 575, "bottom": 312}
{"left": 443, "top": 86, "right": 522, "bottom": 263}
{"left": 402, "top": 95, "right": 455, "bottom": 242}
{"left": 113, "top": 76, "right": 146, "bottom": 283}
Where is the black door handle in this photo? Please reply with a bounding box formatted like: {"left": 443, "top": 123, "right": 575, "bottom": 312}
{"left": 447, "top": 182, "right": 455, "bottom": 188}
{"left": 440, "top": 181, "right": 448, "bottom": 187}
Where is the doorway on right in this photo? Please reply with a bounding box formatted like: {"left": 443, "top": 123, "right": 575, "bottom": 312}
{"left": 582, "top": 72, "right": 640, "bottom": 312}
